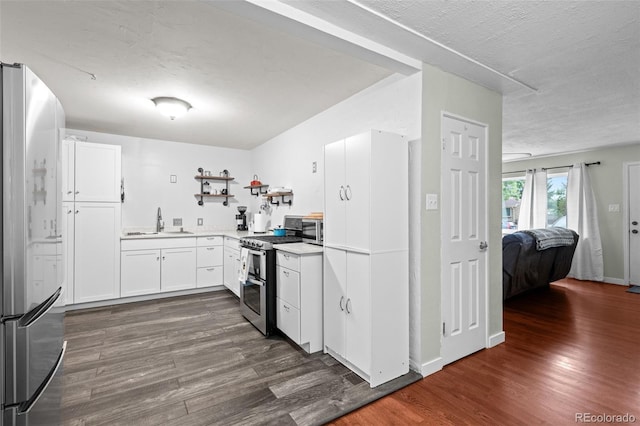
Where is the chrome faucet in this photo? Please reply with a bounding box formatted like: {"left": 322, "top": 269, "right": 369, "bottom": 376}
{"left": 156, "top": 207, "right": 164, "bottom": 232}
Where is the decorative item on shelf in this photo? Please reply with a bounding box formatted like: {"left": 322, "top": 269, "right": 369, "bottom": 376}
{"left": 195, "top": 167, "right": 234, "bottom": 206}
{"left": 245, "top": 174, "right": 269, "bottom": 196}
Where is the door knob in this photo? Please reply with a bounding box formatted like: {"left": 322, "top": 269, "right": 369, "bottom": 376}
{"left": 632, "top": 221, "right": 638, "bottom": 226}
{"left": 633, "top": 230, "right": 639, "bottom": 234}
{"left": 479, "top": 241, "right": 488, "bottom": 250}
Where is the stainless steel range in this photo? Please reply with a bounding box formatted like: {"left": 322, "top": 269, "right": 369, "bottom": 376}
{"left": 239, "top": 217, "right": 302, "bottom": 336}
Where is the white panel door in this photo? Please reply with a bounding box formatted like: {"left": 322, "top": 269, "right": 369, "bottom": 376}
{"left": 61, "top": 202, "right": 75, "bottom": 304}
{"left": 628, "top": 163, "right": 640, "bottom": 285}
{"left": 73, "top": 202, "right": 121, "bottom": 303}
{"left": 345, "top": 251, "right": 371, "bottom": 375}
{"left": 323, "top": 247, "right": 347, "bottom": 357}
{"left": 441, "top": 115, "right": 487, "bottom": 365}
{"left": 74, "top": 142, "right": 121, "bottom": 202}
{"left": 121, "top": 249, "right": 161, "bottom": 297}
{"left": 161, "top": 248, "right": 196, "bottom": 292}
{"left": 345, "top": 132, "right": 371, "bottom": 251}
{"left": 324, "top": 139, "right": 346, "bottom": 247}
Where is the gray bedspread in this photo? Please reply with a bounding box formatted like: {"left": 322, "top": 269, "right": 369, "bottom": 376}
{"left": 522, "top": 228, "right": 576, "bottom": 250}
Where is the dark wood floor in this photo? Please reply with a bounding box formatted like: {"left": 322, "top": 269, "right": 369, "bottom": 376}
{"left": 61, "top": 290, "right": 419, "bottom": 426}
{"left": 331, "top": 278, "right": 640, "bottom": 425}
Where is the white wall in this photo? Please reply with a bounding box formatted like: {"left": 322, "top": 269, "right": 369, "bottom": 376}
{"left": 249, "top": 73, "right": 422, "bottom": 228}
{"left": 65, "top": 129, "right": 253, "bottom": 231}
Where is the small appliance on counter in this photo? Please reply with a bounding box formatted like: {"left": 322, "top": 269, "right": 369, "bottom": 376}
{"left": 236, "top": 206, "right": 248, "bottom": 231}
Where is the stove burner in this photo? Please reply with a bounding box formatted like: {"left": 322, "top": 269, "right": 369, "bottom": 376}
{"left": 240, "top": 235, "right": 302, "bottom": 250}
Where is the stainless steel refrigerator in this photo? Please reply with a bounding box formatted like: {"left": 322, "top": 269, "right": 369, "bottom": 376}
{"left": 1, "top": 63, "right": 66, "bottom": 425}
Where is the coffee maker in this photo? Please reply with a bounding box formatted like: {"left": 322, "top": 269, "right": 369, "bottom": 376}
{"left": 236, "top": 206, "right": 248, "bottom": 231}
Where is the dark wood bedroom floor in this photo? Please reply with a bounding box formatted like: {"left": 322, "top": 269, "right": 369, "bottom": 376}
{"left": 331, "top": 278, "right": 640, "bottom": 425}
{"left": 61, "top": 290, "right": 419, "bottom": 426}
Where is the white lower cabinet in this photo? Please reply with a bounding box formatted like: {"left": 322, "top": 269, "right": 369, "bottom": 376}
{"left": 162, "top": 248, "right": 197, "bottom": 292}
{"left": 223, "top": 237, "right": 240, "bottom": 297}
{"left": 121, "top": 250, "right": 161, "bottom": 297}
{"left": 121, "top": 237, "right": 197, "bottom": 296}
{"left": 196, "top": 236, "right": 223, "bottom": 288}
{"left": 276, "top": 250, "right": 323, "bottom": 353}
{"left": 73, "top": 202, "right": 121, "bottom": 304}
{"left": 323, "top": 247, "right": 408, "bottom": 387}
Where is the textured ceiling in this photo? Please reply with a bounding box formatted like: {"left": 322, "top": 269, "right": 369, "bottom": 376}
{"left": 0, "top": 1, "right": 391, "bottom": 149}
{"left": 285, "top": 0, "right": 640, "bottom": 157}
{"left": 1, "top": 1, "right": 638, "bottom": 156}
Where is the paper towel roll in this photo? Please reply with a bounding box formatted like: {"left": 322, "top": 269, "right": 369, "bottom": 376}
{"left": 254, "top": 212, "right": 267, "bottom": 233}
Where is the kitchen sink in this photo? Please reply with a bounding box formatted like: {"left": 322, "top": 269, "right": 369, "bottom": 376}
{"left": 161, "top": 231, "right": 194, "bottom": 235}
{"left": 125, "top": 231, "right": 158, "bottom": 236}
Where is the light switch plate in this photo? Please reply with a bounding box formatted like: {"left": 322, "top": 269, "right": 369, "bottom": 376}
{"left": 170, "top": 175, "right": 177, "bottom": 183}
{"left": 608, "top": 204, "right": 620, "bottom": 212}
{"left": 312, "top": 161, "right": 317, "bottom": 173}
{"left": 426, "top": 193, "right": 438, "bottom": 210}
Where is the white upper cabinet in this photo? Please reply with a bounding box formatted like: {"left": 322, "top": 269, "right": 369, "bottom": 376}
{"left": 62, "top": 140, "right": 121, "bottom": 202}
{"left": 324, "top": 130, "right": 407, "bottom": 253}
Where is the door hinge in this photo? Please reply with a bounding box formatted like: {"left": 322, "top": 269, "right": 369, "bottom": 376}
{"left": 442, "top": 139, "right": 446, "bottom": 151}
{"left": 442, "top": 322, "right": 446, "bottom": 336}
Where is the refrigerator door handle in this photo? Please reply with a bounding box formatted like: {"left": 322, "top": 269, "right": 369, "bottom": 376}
{"left": 5, "top": 341, "right": 67, "bottom": 415}
{"left": 16, "top": 286, "right": 62, "bottom": 328}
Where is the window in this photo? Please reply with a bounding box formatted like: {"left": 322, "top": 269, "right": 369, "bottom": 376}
{"left": 501, "top": 172, "right": 568, "bottom": 230}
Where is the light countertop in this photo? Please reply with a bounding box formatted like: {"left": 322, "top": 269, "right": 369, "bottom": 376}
{"left": 121, "top": 229, "right": 249, "bottom": 240}
{"left": 273, "top": 242, "right": 324, "bottom": 255}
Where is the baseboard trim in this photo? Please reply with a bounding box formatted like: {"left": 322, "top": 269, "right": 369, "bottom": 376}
{"left": 66, "top": 286, "right": 228, "bottom": 311}
{"left": 603, "top": 277, "right": 626, "bottom": 286}
{"left": 419, "top": 357, "right": 443, "bottom": 377}
{"left": 488, "top": 331, "right": 506, "bottom": 348}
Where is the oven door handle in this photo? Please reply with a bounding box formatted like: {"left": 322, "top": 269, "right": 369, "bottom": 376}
{"left": 244, "top": 277, "right": 265, "bottom": 287}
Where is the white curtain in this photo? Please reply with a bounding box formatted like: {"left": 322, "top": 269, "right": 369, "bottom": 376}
{"left": 517, "top": 169, "right": 548, "bottom": 230}
{"left": 567, "top": 163, "right": 604, "bottom": 281}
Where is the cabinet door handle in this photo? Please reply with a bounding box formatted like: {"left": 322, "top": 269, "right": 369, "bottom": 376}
{"left": 284, "top": 304, "right": 290, "bottom": 312}
{"left": 75, "top": 191, "right": 79, "bottom": 194}
{"left": 75, "top": 210, "right": 79, "bottom": 214}
{"left": 283, "top": 254, "right": 290, "bottom": 260}
{"left": 207, "top": 247, "right": 216, "bottom": 251}
{"left": 67, "top": 191, "right": 72, "bottom": 194}
{"left": 339, "top": 186, "right": 345, "bottom": 201}
{"left": 339, "top": 296, "right": 344, "bottom": 311}
{"left": 283, "top": 270, "right": 289, "bottom": 277}
{"left": 156, "top": 257, "right": 160, "bottom": 261}
{"left": 206, "top": 267, "right": 216, "bottom": 271}
{"left": 67, "top": 210, "right": 72, "bottom": 214}
{"left": 346, "top": 298, "right": 352, "bottom": 314}
{"left": 162, "top": 256, "right": 165, "bottom": 260}
{"left": 345, "top": 185, "right": 352, "bottom": 200}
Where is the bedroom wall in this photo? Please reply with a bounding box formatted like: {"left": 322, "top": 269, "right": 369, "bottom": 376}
{"left": 502, "top": 142, "right": 640, "bottom": 283}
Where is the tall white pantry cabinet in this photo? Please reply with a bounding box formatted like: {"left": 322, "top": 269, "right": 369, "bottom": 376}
{"left": 323, "top": 130, "right": 409, "bottom": 387}
{"left": 61, "top": 139, "right": 121, "bottom": 305}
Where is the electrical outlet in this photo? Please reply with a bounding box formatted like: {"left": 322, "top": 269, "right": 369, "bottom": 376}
{"left": 197, "top": 218, "right": 203, "bottom": 226}
{"left": 173, "top": 218, "right": 182, "bottom": 226}
{"left": 312, "top": 161, "right": 317, "bottom": 173}
{"left": 426, "top": 193, "right": 438, "bottom": 210}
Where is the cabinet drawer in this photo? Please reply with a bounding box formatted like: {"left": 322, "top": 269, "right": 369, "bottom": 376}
{"left": 276, "top": 266, "right": 300, "bottom": 309}
{"left": 276, "top": 251, "right": 300, "bottom": 271}
{"left": 197, "top": 246, "right": 223, "bottom": 267}
{"left": 122, "top": 237, "right": 195, "bottom": 251}
{"left": 197, "top": 266, "right": 223, "bottom": 288}
{"left": 224, "top": 236, "right": 240, "bottom": 250}
{"left": 197, "top": 236, "right": 223, "bottom": 247}
{"left": 277, "top": 298, "right": 300, "bottom": 343}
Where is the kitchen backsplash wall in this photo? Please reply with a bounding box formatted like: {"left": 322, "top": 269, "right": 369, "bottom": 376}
{"left": 249, "top": 73, "right": 422, "bottom": 227}
{"left": 65, "top": 129, "right": 253, "bottom": 231}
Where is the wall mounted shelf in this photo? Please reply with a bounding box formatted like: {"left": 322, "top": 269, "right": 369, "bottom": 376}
{"left": 244, "top": 184, "right": 269, "bottom": 196}
{"left": 195, "top": 167, "right": 234, "bottom": 206}
{"left": 263, "top": 191, "right": 293, "bottom": 206}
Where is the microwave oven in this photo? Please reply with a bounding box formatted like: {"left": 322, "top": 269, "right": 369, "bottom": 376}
{"left": 301, "top": 219, "right": 323, "bottom": 245}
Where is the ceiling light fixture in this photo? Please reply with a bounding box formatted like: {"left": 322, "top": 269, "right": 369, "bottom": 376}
{"left": 502, "top": 152, "right": 532, "bottom": 161}
{"left": 151, "top": 97, "right": 192, "bottom": 120}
